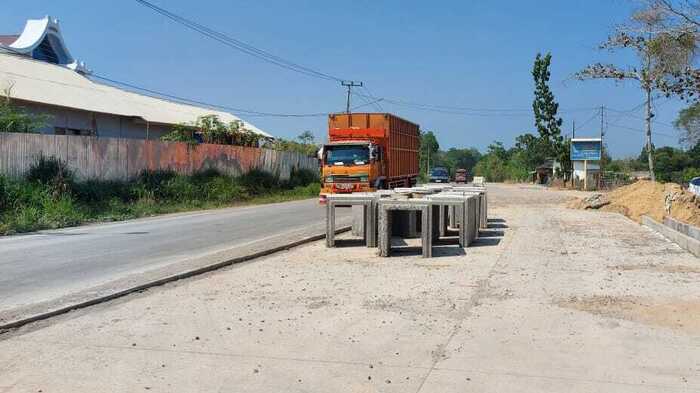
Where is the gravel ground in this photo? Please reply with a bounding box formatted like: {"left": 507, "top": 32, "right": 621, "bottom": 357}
{"left": 1, "top": 183, "right": 699, "bottom": 393}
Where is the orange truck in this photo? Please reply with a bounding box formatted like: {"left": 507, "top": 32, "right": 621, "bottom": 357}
{"left": 319, "top": 113, "right": 420, "bottom": 202}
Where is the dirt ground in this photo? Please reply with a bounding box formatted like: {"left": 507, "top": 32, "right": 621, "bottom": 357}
{"left": 1, "top": 184, "right": 699, "bottom": 392}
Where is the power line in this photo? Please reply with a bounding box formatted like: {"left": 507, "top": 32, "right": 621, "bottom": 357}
{"left": 91, "top": 74, "right": 330, "bottom": 118}
{"left": 576, "top": 108, "right": 602, "bottom": 130}
{"left": 607, "top": 122, "right": 678, "bottom": 139}
{"left": 606, "top": 107, "right": 677, "bottom": 129}
{"left": 359, "top": 85, "right": 384, "bottom": 112}
{"left": 133, "top": 0, "right": 346, "bottom": 82}
{"left": 350, "top": 97, "right": 384, "bottom": 111}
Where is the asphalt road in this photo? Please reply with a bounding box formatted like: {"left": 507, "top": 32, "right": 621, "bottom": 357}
{"left": 0, "top": 199, "right": 351, "bottom": 319}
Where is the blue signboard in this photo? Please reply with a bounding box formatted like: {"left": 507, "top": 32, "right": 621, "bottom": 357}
{"left": 571, "top": 140, "right": 602, "bottom": 161}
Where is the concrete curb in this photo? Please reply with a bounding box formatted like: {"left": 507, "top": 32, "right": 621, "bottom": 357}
{"left": 0, "top": 226, "right": 351, "bottom": 332}
{"left": 641, "top": 215, "right": 700, "bottom": 257}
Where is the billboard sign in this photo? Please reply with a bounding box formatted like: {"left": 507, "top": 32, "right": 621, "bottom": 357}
{"left": 571, "top": 139, "right": 602, "bottom": 161}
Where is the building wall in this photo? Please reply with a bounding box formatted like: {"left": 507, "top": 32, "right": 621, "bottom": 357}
{"left": 16, "top": 100, "right": 171, "bottom": 140}
{"left": 572, "top": 160, "right": 600, "bottom": 181}
{"left": 0, "top": 132, "right": 318, "bottom": 181}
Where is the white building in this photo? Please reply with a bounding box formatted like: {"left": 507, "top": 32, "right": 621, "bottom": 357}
{"left": 0, "top": 16, "right": 271, "bottom": 140}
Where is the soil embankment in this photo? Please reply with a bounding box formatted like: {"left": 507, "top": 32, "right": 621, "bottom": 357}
{"left": 567, "top": 180, "right": 700, "bottom": 226}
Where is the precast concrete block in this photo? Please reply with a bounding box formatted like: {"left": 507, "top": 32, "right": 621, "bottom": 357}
{"left": 378, "top": 200, "right": 434, "bottom": 258}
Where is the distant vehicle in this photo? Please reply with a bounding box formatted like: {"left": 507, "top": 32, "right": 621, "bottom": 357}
{"left": 319, "top": 113, "right": 420, "bottom": 202}
{"left": 429, "top": 167, "right": 450, "bottom": 183}
{"left": 454, "top": 168, "right": 468, "bottom": 183}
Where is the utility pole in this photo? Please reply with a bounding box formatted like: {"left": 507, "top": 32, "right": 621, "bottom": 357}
{"left": 572, "top": 119, "right": 576, "bottom": 139}
{"left": 644, "top": 29, "right": 656, "bottom": 182}
{"left": 341, "top": 81, "right": 363, "bottom": 114}
{"left": 600, "top": 106, "right": 605, "bottom": 190}
{"left": 645, "top": 86, "right": 655, "bottom": 182}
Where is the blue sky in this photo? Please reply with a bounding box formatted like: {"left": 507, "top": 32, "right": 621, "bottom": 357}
{"left": 2, "top": 0, "right": 688, "bottom": 157}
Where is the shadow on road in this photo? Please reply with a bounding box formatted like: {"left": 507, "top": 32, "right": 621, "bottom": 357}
{"left": 471, "top": 218, "right": 507, "bottom": 247}
{"left": 333, "top": 238, "right": 368, "bottom": 248}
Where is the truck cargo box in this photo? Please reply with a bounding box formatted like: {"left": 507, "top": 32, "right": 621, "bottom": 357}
{"left": 328, "top": 113, "right": 420, "bottom": 182}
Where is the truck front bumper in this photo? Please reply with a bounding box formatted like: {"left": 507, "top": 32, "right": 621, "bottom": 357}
{"left": 319, "top": 182, "right": 374, "bottom": 203}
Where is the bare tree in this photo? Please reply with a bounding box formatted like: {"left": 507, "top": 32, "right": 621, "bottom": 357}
{"left": 576, "top": 3, "right": 697, "bottom": 181}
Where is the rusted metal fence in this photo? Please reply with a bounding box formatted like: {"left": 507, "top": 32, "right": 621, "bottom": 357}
{"left": 0, "top": 132, "right": 318, "bottom": 180}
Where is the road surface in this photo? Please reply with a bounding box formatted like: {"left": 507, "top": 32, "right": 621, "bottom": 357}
{"left": 0, "top": 199, "right": 350, "bottom": 322}
{"left": 2, "top": 184, "right": 698, "bottom": 392}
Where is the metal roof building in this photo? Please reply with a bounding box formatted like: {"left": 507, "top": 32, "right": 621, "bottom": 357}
{"left": 0, "top": 16, "right": 271, "bottom": 139}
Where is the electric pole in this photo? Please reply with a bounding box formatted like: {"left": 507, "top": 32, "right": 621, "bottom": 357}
{"left": 572, "top": 119, "right": 576, "bottom": 139}
{"left": 645, "top": 86, "right": 655, "bottom": 182}
{"left": 600, "top": 106, "right": 605, "bottom": 189}
{"left": 341, "top": 81, "right": 363, "bottom": 114}
{"left": 644, "top": 29, "right": 656, "bottom": 182}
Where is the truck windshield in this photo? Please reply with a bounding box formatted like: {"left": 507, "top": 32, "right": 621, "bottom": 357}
{"left": 325, "top": 145, "right": 369, "bottom": 166}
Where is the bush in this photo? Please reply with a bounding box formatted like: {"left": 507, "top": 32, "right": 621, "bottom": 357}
{"left": 72, "top": 179, "right": 132, "bottom": 205}
{"left": 163, "top": 174, "right": 199, "bottom": 203}
{"left": 0, "top": 175, "right": 7, "bottom": 212}
{"left": 239, "top": 169, "right": 279, "bottom": 195}
{"left": 136, "top": 170, "right": 177, "bottom": 200}
{"left": 27, "top": 156, "right": 74, "bottom": 196}
{"left": 683, "top": 167, "right": 700, "bottom": 184}
{"left": 285, "top": 167, "right": 319, "bottom": 188}
{"left": 204, "top": 176, "right": 248, "bottom": 202}
{"left": 1, "top": 163, "right": 320, "bottom": 235}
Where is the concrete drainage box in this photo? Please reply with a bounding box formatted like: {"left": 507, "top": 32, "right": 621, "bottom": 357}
{"left": 642, "top": 215, "right": 700, "bottom": 257}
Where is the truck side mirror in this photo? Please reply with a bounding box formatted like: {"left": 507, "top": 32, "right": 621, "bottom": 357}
{"left": 369, "top": 145, "right": 379, "bottom": 161}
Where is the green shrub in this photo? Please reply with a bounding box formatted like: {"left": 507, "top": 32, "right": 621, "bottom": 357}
{"left": 41, "top": 195, "right": 84, "bottom": 229}
{"left": 205, "top": 176, "right": 248, "bottom": 202}
{"left": 72, "top": 179, "right": 132, "bottom": 205}
{"left": 239, "top": 169, "right": 279, "bottom": 195}
{"left": 136, "top": 170, "right": 177, "bottom": 200}
{"left": 10, "top": 206, "right": 42, "bottom": 233}
{"left": 0, "top": 175, "right": 8, "bottom": 212}
{"left": 1, "top": 166, "right": 320, "bottom": 235}
{"left": 27, "top": 156, "right": 74, "bottom": 196}
{"left": 285, "top": 167, "right": 319, "bottom": 189}
{"left": 190, "top": 168, "right": 222, "bottom": 182}
{"left": 163, "top": 174, "right": 199, "bottom": 202}
{"left": 682, "top": 167, "right": 700, "bottom": 183}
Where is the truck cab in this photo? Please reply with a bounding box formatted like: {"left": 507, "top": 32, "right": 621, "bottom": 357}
{"left": 320, "top": 141, "right": 382, "bottom": 197}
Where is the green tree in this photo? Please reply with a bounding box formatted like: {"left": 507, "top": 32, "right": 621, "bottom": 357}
{"left": 577, "top": 3, "right": 697, "bottom": 181}
{"left": 513, "top": 133, "right": 546, "bottom": 171}
{"left": 419, "top": 131, "right": 440, "bottom": 176}
{"left": 297, "top": 131, "right": 315, "bottom": 145}
{"left": 473, "top": 141, "right": 512, "bottom": 182}
{"left": 675, "top": 102, "right": 700, "bottom": 148}
{"left": 439, "top": 147, "right": 481, "bottom": 175}
{"left": 532, "top": 53, "right": 564, "bottom": 160}
{"left": 0, "top": 96, "right": 48, "bottom": 133}
{"left": 161, "top": 123, "right": 197, "bottom": 145}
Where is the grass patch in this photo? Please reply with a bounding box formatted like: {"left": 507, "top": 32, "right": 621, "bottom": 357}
{"left": 0, "top": 159, "right": 320, "bottom": 235}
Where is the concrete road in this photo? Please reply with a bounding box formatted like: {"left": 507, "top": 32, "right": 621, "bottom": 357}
{"left": 0, "top": 199, "right": 350, "bottom": 322}
{"left": 1, "top": 184, "right": 699, "bottom": 392}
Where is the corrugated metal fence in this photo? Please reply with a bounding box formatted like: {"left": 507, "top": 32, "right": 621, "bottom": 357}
{"left": 0, "top": 132, "right": 318, "bottom": 181}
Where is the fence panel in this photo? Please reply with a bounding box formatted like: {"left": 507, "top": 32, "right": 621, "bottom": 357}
{"left": 0, "top": 132, "right": 318, "bottom": 181}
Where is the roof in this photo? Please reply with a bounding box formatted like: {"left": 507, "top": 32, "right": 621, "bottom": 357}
{"left": 0, "top": 16, "right": 90, "bottom": 73}
{"left": 0, "top": 35, "right": 18, "bottom": 46}
{"left": 0, "top": 53, "right": 271, "bottom": 137}
{"left": 571, "top": 138, "right": 602, "bottom": 142}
